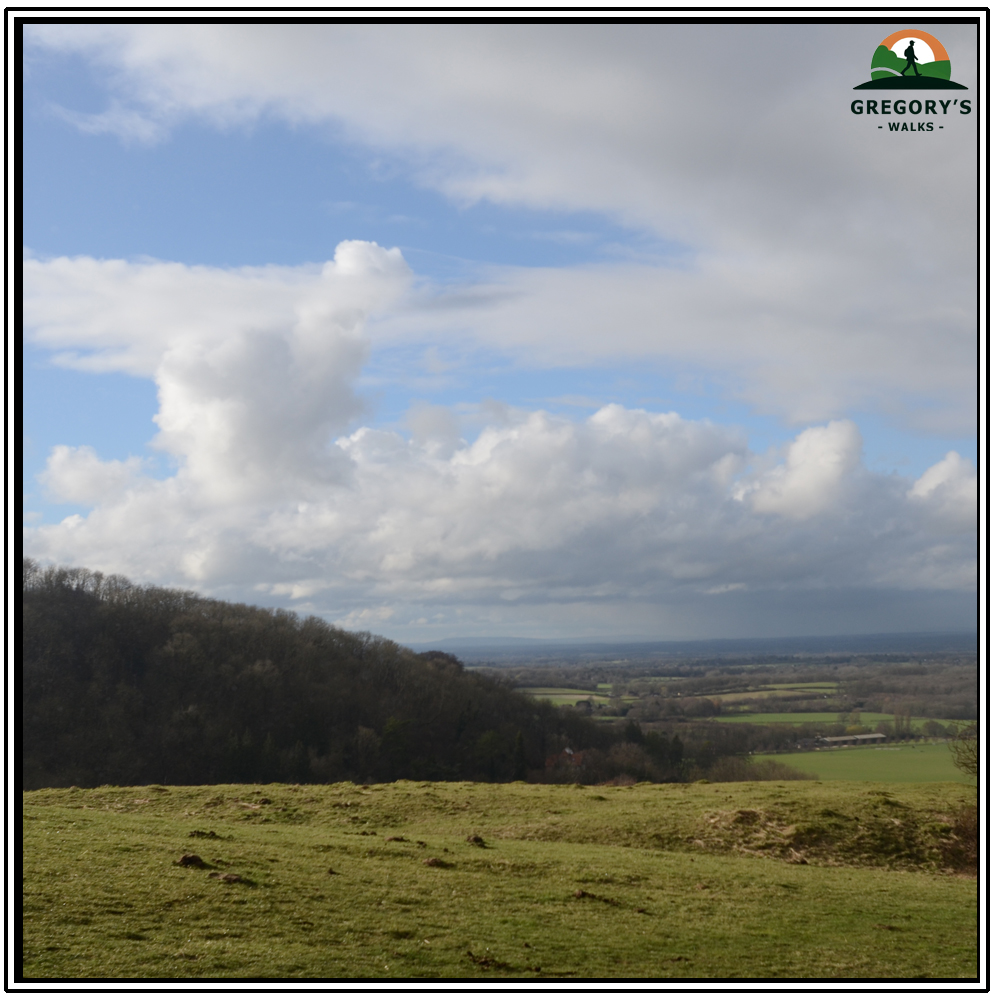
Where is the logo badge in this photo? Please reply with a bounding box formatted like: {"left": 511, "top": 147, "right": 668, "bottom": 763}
{"left": 855, "top": 30, "right": 968, "bottom": 89}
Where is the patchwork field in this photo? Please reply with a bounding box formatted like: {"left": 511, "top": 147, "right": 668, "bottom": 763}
{"left": 754, "top": 743, "right": 974, "bottom": 784}
{"left": 22, "top": 781, "right": 978, "bottom": 981}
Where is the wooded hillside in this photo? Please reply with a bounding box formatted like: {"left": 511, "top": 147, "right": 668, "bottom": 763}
{"left": 22, "top": 561, "right": 604, "bottom": 789}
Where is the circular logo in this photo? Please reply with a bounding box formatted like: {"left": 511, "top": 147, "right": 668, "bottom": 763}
{"left": 871, "top": 29, "right": 951, "bottom": 82}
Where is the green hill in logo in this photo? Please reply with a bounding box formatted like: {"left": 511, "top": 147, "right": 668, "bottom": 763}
{"left": 855, "top": 31, "right": 968, "bottom": 89}
{"left": 871, "top": 44, "right": 951, "bottom": 81}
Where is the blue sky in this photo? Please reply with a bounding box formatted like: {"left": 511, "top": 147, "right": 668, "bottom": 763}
{"left": 22, "top": 22, "right": 979, "bottom": 640}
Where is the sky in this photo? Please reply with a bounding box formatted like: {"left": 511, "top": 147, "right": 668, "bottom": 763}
{"left": 21, "top": 20, "right": 981, "bottom": 642}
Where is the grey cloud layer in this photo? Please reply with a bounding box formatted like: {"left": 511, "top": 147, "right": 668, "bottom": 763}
{"left": 375, "top": 254, "right": 973, "bottom": 430}
{"left": 25, "top": 23, "right": 977, "bottom": 433}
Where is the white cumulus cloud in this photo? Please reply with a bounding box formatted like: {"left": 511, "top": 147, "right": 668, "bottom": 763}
{"left": 40, "top": 445, "right": 145, "bottom": 505}
{"left": 738, "top": 420, "right": 863, "bottom": 519}
{"left": 25, "top": 242, "right": 412, "bottom": 503}
{"left": 23, "top": 242, "right": 977, "bottom": 636}
{"left": 25, "top": 392, "right": 977, "bottom": 636}
{"left": 908, "top": 450, "right": 978, "bottom": 534}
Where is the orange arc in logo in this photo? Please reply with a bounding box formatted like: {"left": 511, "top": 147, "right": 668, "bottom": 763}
{"left": 878, "top": 29, "right": 949, "bottom": 62}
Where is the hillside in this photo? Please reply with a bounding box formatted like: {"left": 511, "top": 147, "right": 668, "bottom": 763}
{"left": 22, "top": 561, "right": 604, "bottom": 789}
{"left": 21, "top": 780, "right": 978, "bottom": 980}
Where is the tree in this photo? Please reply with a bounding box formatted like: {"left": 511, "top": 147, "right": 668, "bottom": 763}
{"left": 950, "top": 723, "right": 978, "bottom": 778}
{"left": 474, "top": 730, "right": 505, "bottom": 781}
{"left": 512, "top": 731, "right": 527, "bottom": 780}
{"left": 623, "top": 719, "right": 644, "bottom": 745}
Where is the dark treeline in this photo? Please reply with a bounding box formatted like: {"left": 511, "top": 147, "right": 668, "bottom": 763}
{"left": 835, "top": 661, "right": 977, "bottom": 721}
{"left": 23, "top": 562, "right": 611, "bottom": 790}
{"left": 542, "top": 719, "right": 813, "bottom": 784}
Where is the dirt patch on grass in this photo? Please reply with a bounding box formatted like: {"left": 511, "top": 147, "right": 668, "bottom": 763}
{"left": 175, "top": 853, "right": 210, "bottom": 868}
{"left": 573, "top": 889, "right": 620, "bottom": 906}
{"left": 696, "top": 795, "right": 977, "bottom": 871}
{"left": 466, "top": 949, "right": 513, "bottom": 971}
{"left": 208, "top": 872, "right": 252, "bottom": 884}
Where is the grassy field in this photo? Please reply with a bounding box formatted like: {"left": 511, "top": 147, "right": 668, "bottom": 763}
{"left": 515, "top": 687, "right": 605, "bottom": 706}
{"left": 22, "top": 780, "right": 977, "bottom": 981}
{"left": 594, "top": 679, "right": 687, "bottom": 689}
{"left": 754, "top": 743, "right": 975, "bottom": 784}
{"left": 767, "top": 683, "right": 838, "bottom": 691}
{"left": 713, "top": 689, "right": 836, "bottom": 704}
{"left": 515, "top": 687, "right": 647, "bottom": 707}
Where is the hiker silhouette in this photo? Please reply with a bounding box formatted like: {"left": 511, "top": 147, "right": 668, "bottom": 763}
{"left": 900, "top": 40, "right": 921, "bottom": 76}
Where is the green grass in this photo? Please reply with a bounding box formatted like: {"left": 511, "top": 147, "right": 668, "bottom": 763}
{"left": 754, "top": 743, "right": 975, "bottom": 784}
{"left": 22, "top": 781, "right": 977, "bottom": 981}
{"left": 515, "top": 688, "right": 595, "bottom": 696}
{"left": 516, "top": 687, "right": 644, "bottom": 707}
{"left": 594, "top": 679, "right": 687, "bottom": 689}
{"left": 713, "top": 688, "right": 837, "bottom": 704}
{"left": 715, "top": 684, "right": 840, "bottom": 702}
{"left": 516, "top": 688, "right": 605, "bottom": 706}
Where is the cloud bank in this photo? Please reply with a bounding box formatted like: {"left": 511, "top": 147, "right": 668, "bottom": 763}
{"left": 24, "top": 244, "right": 976, "bottom": 638}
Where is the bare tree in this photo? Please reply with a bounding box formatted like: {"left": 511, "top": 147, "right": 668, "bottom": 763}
{"left": 950, "top": 723, "right": 978, "bottom": 778}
